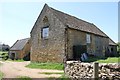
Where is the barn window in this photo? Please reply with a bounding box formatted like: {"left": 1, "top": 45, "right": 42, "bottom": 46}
{"left": 42, "top": 27, "right": 49, "bottom": 39}
{"left": 86, "top": 34, "right": 91, "bottom": 43}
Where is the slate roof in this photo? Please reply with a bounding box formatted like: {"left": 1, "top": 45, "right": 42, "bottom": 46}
{"left": 109, "top": 38, "right": 116, "bottom": 46}
{"left": 10, "top": 38, "right": 29, "bottom": 50}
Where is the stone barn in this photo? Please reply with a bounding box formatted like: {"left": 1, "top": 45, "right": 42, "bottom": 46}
{"left": 107, "top": 38, "right": 117, "bottom": 57}
{"left": 9, "top": 38, "right": 30, "bottom": 60}
{"left": 30, "top": 4, "right": 116, "bottom": 63}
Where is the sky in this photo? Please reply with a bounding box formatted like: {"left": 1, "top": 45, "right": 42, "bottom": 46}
{"left": 118, "top": 1, "right": 120, "bottom": 42}
{"left": 0, "top": 1, "right": 118, "bottom": 46}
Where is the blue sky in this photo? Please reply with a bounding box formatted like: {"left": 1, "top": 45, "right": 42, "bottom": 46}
{"left": 0, "top": 2, "right": 118, "bottom": 46}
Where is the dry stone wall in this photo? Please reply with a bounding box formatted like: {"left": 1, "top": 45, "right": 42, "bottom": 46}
{"left": 65, "top": 61, "right": 120, "bottom": 79}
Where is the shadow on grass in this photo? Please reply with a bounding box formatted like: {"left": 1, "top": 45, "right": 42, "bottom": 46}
{"left": 83, "top": 57, "right": 107, "bottom": 63}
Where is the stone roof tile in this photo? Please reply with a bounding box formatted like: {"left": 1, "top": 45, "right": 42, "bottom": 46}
{"left": 10, "top": 38, "right": 29, "bottom": 50}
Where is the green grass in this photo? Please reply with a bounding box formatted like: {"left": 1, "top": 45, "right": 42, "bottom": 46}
{"left": 0, "top": 63, "right": 4, "bottom": 80}
{"left": 7, "top": 59, "right": 25, "bottom": 62}
{"left": 59, "top": 74, "right": 69, "bottom": 80}
{"left": 84, "top": 57, "right": 120, "bottom": 63}
{"left": 0, "top": 71, "right": 4, "bottom": 80}
{"left": 84, "top": 57, "right": 106, "bottom": 62}
{"left": 26, "top": 62, "right": 64, "bottom": 70}
{"left": 39, "top": 72, "right": 64, "bottom": 75}
{"left": 17, "top": 76, "right": 32, "bottom": 80}
{"left": 96, "top": 57, "right": 120, "bottom": 63}
{"left": 48, "top": 74, "right": 69, "bottom": 80}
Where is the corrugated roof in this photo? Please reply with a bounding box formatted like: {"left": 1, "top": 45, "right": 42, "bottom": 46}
{"left": 10, "top": 38, "right": 29, "bottom": 50}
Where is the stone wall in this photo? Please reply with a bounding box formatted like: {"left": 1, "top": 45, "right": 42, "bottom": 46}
{"left": 30, "top": 4, "right": 110, "bottom": 63}
{"left": 66, "top": 28, "right": 109, "bottom": 60}
{"left": 30, "top": 5, "right": 66, "bottom": 63}
{"left": 67, "top": 28, "right": 86, "bottom": 60}
{"left": 108, "top": 45, "right": 117, "bottom": 57}
{"left": 9, "top": 50, "right": 20, "bottom": 59}
{"left": 9, "top": 40, "right": 30, "bottom": 60}
{"left": 94, "top": 36, "right": 109, "bottom": 57}
{"left": 65, "top": 61, "right": 120, "bottom": 79}
{"left": 22, "top": 40, "right": 30, "bottom": 58}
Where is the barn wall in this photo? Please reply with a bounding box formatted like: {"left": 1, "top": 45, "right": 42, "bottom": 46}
{"left": 66, "top": 28, "right": 86, "bottom": 60}
{"left": 108, "top": 45, "right": 117, "bottom": 57}
{"left": 9, "top": 41, "right": 30, "bottom": 60}
{"left": 66, "top": 28, "right": 109, "bottom": 59}
{"left": 30, "top": 5, "right": 110, "bottom": 63}
{"left": 9, "top": 50, "right": 22, "bottom": 59}
{"left": 93, "top": 35, "right": 109, "bottom": 57}
{"left": 30, "top": 7, "right": 66, "bottom": 63}
{"left": 22, "top": 41, "right": 30, "bottom": 59}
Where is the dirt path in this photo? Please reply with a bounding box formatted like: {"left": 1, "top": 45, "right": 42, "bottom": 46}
{"left": 0, "top": 61, "right": 64, "bottom": 79}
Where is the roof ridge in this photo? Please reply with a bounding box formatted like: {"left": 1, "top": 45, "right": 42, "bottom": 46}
{"left": 91, "top": 24, "right": 108, "bottom": 37}
{"left": 19, "top": 38, "right": 30, "bottom": 41}
{"left": 50, "top": 6, "right": 108, "bottom": 37}
{"left": 109, "top": 38, "right": 116, "bottom": 45}
{"left": 10, "top": 40, "right": 19, "bottom": 48}
{"left": 10, "top": 38, "right": 29, "bottom": 50}
{"left": 50, "top": 7, "right": 93, "bottom": 25}
{"left": 30, "top": 4, "right": 50, "bottom": 34}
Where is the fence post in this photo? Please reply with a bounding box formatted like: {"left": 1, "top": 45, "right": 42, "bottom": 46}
{"left": 93, "top": 62, "right": 99, "bottom": 80}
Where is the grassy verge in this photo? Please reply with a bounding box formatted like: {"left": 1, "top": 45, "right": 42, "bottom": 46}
{"left": 84, "top": 57, "right": 120, "bottom": 63}
{"left": 0, "top": 71, "right": 4, "bottom": 80}
{"left": 48, "top": 74, "right": 69, "bottom": 80}
{"left": 0, "top": 63, "right": 4, "bottom": 80}
{"left": 7, "top": 59, "right": 25, "bottom": 62}
{"left": 17, "top": 76, "right": 32, "bottom": 80}
{"left": 39, "top": 72, "right": 64, "bottom": 75}
{"left": 59, "top": 74, "right": 69, "bottom": 80}
{"left": 96, "top": 57, "right": 120, "bottom": 63}
{"left": 26, "top": 62, "right": 64, "bottom": 70}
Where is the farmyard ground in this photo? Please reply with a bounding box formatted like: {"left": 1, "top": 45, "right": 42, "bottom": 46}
{"left": 0, "top": 61, "right": 64, "bottom": 79}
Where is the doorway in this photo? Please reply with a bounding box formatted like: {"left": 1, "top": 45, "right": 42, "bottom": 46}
{"left": 73, "top": 45, "right": 87, "bottom": 60}
{"left": 11, "top": 53, "right": 15, "bottom": 60}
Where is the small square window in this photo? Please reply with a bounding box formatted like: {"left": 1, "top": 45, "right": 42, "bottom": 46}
{"left": 42, "top": 27, "right": 49, "bottom": 39}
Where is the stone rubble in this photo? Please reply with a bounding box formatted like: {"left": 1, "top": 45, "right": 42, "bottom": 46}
{"left": 65, "top": 61, "right": 120, "bottom": 79}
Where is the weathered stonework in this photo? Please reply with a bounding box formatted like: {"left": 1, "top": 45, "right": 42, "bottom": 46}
{"left": 65, "top": 61, "right": 120, "bottom": 79}
{"left": 30, "top": 5, "right": 65, "bottom": 63}
{"left": 66, "top": 28, "right": 109, "bottom": 60}
{"left": 30, "top": 4, "right": 116, "bottom": 63}
{"left": 9, "top": 38, "right": 30, "bottom": 60}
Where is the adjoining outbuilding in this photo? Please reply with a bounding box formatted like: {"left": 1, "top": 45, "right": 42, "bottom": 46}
{"left": 30, "top": 4, "right": 117, "bottom": 63}
{"left": 9, "top": 38, "right": 30, "bottom": 61}
{"left": 107, "top": 38, "right": 117, "bottom": 57}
